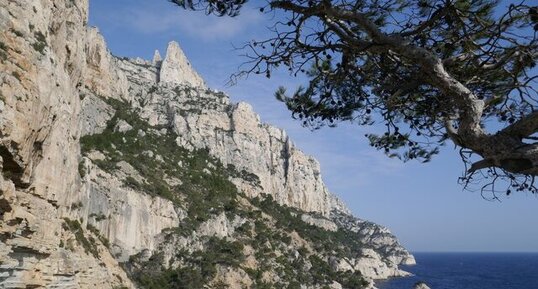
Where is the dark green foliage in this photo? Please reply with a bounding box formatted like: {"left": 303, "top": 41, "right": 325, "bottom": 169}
{"left": 242, "top": 195, "right": 369, "bottom": 288}
{"left": 264, "top": 0, "right": 535, "bottom": 158}
{"left": 81, "top": 97, "right": 368, "bottom": 288}
{"left": 0, "top": 41, "right": 7, "bottom": 61}
{"left": 170, "top": 0, "right": 246, "bottom": 17}
{"left": 11, "top": 71, "right": 21, "bottom": 81}
{"left": 10, "top": 28, "right": 23, "bottom": 37}
{"left": 34, "top": 31, "right": 46, "bottom": 43}
{"left": 87, "top": 223, "right": 110, "bottom": 248}
{"left": 137, "top": 267, "right": 204, "bottom": 289}
{"left": 309, "top": 255, "right": 334, "bottom": 285}
{"left": 204, "top": 237, "right": 245, "bottom": 266}
{"left": 80, "top": 97, "right": 240, "bottom": 228}
{"left": 89, "top": 213, "right": 107, "bottom": 222}
{"left": 306, "top": 255, "right": 366, "bottom": 287}
{"left": 62, "top": 218, "right": 99, "bottom": 258}
{"left": 135, "top": 237, "right": 244, "bottom": 289}
{"left": 250, "top": 195, "right": 365, "bottom": 257}
{"left": 78, "top": 161, "right": 86, "bottom": 177}
{"left": 71, "top": 201, "right": 83, "bottom": 209}
{"left": 32, "top": 31, "right": 47, "bottom": 54}
{"left": 175, "top": 0, "right": 538, "bottom": 192}
{"left": 123, "top": 176, "right": 142, "bottom": 190}
{"left": 228, "top": 164, "right": 261, "bottom": 188}
{"left": 132, "top": 192, "right": 368, "bottom": 289}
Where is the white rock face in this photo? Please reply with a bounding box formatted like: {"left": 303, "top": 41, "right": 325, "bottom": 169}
{"left": 0, "top": 0, "right": 414, "bottom": 287}
{"left": 75, "top": 160, "right": 182, "bottom": 261}
{"left": 353, "top": 248, "right": 411, "bottom": 279}
{"left": 114, "top": 119, "right": 133, "bottom": 133}
{"left": 301, "top": 214, "right": 338, "bottom": 231}
{"left": 332, "top": 211, "right": 417, "bottom": 267}
{"left": 197, "top": 212, "right": 246, "bottom": 238}
{"left": 80, "top": 94, "right": 115, "bottom": 136}
{"left": 152, "top": 49, "right": 162, "bottom": 66}
{"left": 0, "top": 0, "right": 132, "bottom": 287}
{"left": 159, "top": 41, "right": 205, "bottom": 87}
{"left": 133, "top": 85, "right": 347, "bottom": 215}
{"left": 85, "top": 28, "right": 129, "bottom": 100}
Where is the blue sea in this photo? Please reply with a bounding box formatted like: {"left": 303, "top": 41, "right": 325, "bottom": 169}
{"left": 376, "top": 253, "right": 538, "bottom": 289}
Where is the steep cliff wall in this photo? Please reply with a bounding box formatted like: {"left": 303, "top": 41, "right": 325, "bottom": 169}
{"left": 0, "top": 0, "right": 132, "bottom": 288}
{"left": 0, "top": 1, "right": 414, "bottom": 288}
{"left": 113, "top": 42, "right": 348, "bottom": 215}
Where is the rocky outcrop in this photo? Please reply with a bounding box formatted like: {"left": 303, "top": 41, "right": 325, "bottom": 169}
{"left": 85, "top": 27, "right": 129, "bottom": 100}
{"left": 0, "top": 0, "right": 132, "bottom": 287}
{"left": 152, "top": 50, "right": 162, "bottom": 66}
{"left": 76, "top": 160, "right": 183, "bottom": 261}
{"left": 0, "top": 0, "right": 414, "bottom": 288}
{"left": 414, "top": 282, "right": 432, "bottom": 289}
{"left": 79, "top": 94, "right": 115, "bottom": 136}
{"left": 332, "top": 211, "right": 416, "bottom": 266}
{"left": 132, "top": 83, "right": 347, "bottom": 215}
{"left": 159, "top": 41, "right": 205, "bottom": 87}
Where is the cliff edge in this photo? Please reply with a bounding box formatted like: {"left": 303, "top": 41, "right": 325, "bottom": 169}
{"left": 0, "top": 0, "right": 414, "bottom": 288}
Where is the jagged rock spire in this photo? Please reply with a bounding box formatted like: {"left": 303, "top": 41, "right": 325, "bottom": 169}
{"left": 159, "top": 41, "right": 205, "bottom": 88}
{"left": 152, "top": 50, "right": 162, "bottom": 66}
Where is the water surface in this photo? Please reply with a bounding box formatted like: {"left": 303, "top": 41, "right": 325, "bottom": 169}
{"left": 376, "top": 252, "right": 538, "bottom": 289}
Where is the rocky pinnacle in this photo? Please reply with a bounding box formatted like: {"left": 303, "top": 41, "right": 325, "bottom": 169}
{"left": 159, "top": 41, "right": 205, "bottom": 87}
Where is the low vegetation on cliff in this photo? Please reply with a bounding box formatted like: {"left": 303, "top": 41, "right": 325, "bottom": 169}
{"left": 80, "top": 97, "right": 371, "bottom": 288}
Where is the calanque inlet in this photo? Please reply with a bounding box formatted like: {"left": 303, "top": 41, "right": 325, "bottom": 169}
{"left": 0, "top": 1, "right": 417, "bottom": 288}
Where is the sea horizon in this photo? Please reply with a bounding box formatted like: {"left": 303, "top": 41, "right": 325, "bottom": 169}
{"left": 377, "top": 252, "right": 538, "bottom": 289}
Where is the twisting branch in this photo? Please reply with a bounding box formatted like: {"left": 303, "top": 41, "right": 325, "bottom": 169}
{"left": 173, "top": 0, "right": 538, "bottom": 196}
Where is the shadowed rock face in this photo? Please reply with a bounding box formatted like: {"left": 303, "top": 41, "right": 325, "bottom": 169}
{"left": 0, "top": 0, "right": 414, "bottom": 288}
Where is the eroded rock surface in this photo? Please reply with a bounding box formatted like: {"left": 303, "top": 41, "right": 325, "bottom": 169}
{"left": 0, "top": 0, "right": 132, "bottom": 287}
{"left": 0, "top": 0, "right": 414, "bottom": 288}
{"left": 159, "top": 41, "right": 205, "bottom": 88}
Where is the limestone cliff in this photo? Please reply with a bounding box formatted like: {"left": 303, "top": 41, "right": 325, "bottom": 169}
{"left": 0, "top": 0, "right": 132, "bottom": 288}
{"left": 159, "top": 41, "right": 205, "bottom": 88}
{"left": 0, "top": 1, "right": 414, "bottom": 288}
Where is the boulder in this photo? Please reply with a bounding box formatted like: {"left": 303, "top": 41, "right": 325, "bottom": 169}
{"left": 414, "top": 282, "right": 431, "bottom": 289}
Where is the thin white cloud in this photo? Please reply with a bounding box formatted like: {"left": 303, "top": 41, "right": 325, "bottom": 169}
{"left": 101, "top": 2, "right": 262, "bottom": 41}
{"left": 174, "top": 9, "right": 262, "bottom": 41}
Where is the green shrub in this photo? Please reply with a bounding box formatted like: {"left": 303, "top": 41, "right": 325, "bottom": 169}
{"left": 10, "top": 28, "right": 23, "bottom": 37}
{"left": 80, "top": 97, "right": 369, "bottom": 289}
{"left": 78, "top": 161, "right": 86, "bottom": 177}
{"left": 0, "top": 41, "right": 7, "bottom": 61}
{"left": 71, "top": 201, "right": 83, "bottom": 209}
{"left": 32, "top": 31, "right": 47, "bottom": 55}
{"left": 11, "top": 71, "right": 21, "bottom": 81}
{"left": 62, "top": 218, "right": 99, "bottom": 258}
{"left": 80, "top": 97, "right": 242, "bottom": 227}
{"left": 87, "top": 223, "right": 110, "bottom": 248}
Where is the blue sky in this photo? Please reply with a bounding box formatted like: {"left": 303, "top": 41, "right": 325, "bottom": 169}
{"left": 89, "top": 0, "right": 538, "bottom": 252}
